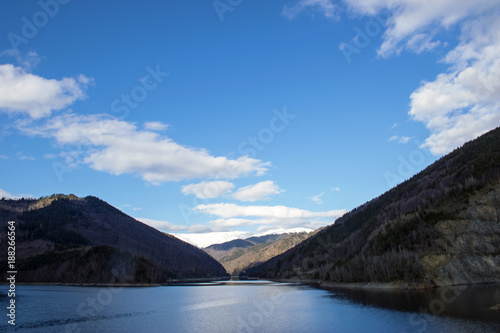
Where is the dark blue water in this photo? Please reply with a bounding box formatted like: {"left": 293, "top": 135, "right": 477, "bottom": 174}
{"left": 1, "top": 281, "right": 499, "bottom": 332}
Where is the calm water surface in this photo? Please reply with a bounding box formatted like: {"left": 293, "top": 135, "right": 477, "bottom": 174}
{"left": 1, "top": 281, "right": 499, "bottom": 332}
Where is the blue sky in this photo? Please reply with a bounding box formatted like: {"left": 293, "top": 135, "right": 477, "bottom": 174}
{"left": 1, "top": 0, "right": 499, "bottom": 246}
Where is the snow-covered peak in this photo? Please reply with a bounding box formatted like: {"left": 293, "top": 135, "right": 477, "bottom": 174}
{"left": 174, "top": 227, "right": 314, "bottom": 248}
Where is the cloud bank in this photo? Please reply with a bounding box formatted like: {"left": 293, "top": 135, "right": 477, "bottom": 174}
{"left": 18, "top": 113, "right": 270, "bottom": 183}
{"left": 196, "top": 202, "right": 347, "bottom": 231}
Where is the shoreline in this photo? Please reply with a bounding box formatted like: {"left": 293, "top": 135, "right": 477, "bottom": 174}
{"left": 3, "top": 278, "right": 500, "bottom": 291}
{"left": 261, "top": 278, "right": 431, "bottom": 290}
{"left": 269, "top": 278, "right": 500, "bottom": 291}
{"left": 0, "top": 276, "right": 231, "bottom": 288}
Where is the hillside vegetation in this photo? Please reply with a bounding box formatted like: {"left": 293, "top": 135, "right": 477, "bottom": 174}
{"left": 247, "top": 127, "right": 500, "bottom": 287}
{"left": 0, "top": 195, "right": 228, "bottom": 284}
{"left": 204, "top": 232, "right": 313, "bottom": 275}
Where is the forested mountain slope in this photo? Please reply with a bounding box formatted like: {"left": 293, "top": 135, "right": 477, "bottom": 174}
{"left": 247, "top": 127, "right": 500, "bottom": 287}
{"left": 204, "top": 232, "right": 313, "bottom": 275}
{"left": 0, "top": 195, "right": 228, "bottom": 283}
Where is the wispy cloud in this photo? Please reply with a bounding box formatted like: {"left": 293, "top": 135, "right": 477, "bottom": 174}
{"left": 143, "top": 121, "right": 169, "bottom": 132}
{"left": 17, "top": 151, "right": 35, "bottom": 161}
{"left": 310, "top": 192, "right": 324, "bottom": 204}
{"left": 0, "top": 49, "right": 41, "bottom": 71}
{"left": 343, "top": 0, "right": 499, "bottom": 57}
{"left": 282, "top": 0, "right": 337, "bottom": 20}
{"left": 43, "top": 153, "right": 56, "bottom": 159}
{"left": 181, "top": 181, "right": 234, "bottom": 199}
{"left": 137, "top": 217, "right": 213, "bottom": 235}
{"left": 122, "top": 204, "right": 142, "bottom": 211}
{"left": 388, "top": 135, "right": 413, "bottom": 144}
{"left": 136, "top": 217, "right": 192, "bottom": 232}
{"left": 230, "top": 180, "right": 283, "bottom": 202}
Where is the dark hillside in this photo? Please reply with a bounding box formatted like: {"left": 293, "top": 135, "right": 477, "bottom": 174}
{"left": 0, "top": 194, "right": 228, "bottom": 283}
{"left": 247, "top": 127, "right": 500, "bottom": 287}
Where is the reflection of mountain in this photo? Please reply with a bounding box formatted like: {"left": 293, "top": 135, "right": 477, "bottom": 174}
{"left": 0, "top": 195, "right": 228, "bottom": 283}
{"left": 204, "top": 232, "right": 314, "bottom": 275}
{"left": 247, "top": 127, "right": 500, "bottom": 287}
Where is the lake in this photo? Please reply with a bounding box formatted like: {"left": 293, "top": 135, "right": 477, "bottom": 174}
{"left": 1, "top": 281, "right": 499, "bottom": 332}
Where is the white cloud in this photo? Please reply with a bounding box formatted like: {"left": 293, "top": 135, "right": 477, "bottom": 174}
{"left": 17, "top": 113, "right": 270, "bottom": 183}
{"left": 230, "top": 180, "right": 283, "bottom": 202}
{"left": 196, "top": 203, "right": 345, "bottom": 219}
{"left": 195, "top": 202, "right": 346, "bottom": 232}
{"left": 0, "top": 189, "right": 17, "bottom": 199}
{"left": 0, "top": 155, "right": 8, "bottom": 159}
{"left": 310, "top": 192, "right": 324, "bottom": 204}
{"left": 406, "top": 33, "right": 441, "bottom": 54}
{"left": 342, "top": 0, "right": 500, "bottom": 155}
{"left": 0, "top": 64, "right": 92, "bottom": 119}
{"left": 343, "top": 0, "right": 499, "bottom": 57}
{"left": 0, "top": 49, "right": 41, "bottom": 71}
{"left": 283, "top": 0, "right": 337, "bottom": 20}
{"left": 409, "top": 13, "right": 500, "bottom": 155}
{"left": 0, "top": 189, "right": 32, "bottom": 199}
{"left": 208, "top": 218, "right": 259, "bottom": 229}
{"left": 331, "top": 187, "right": 340, "bottom": 192}
{"left": 17, "top": 151, "right": 35, "bottom": 161}
{"left": 388, "top": 135, "right": 413, "bottom": 144}
{"left": 143, "top": 121, "right": 168, "bottom": 131}
{"left": 181, "top": 181, "right": 234, "bottom": 199}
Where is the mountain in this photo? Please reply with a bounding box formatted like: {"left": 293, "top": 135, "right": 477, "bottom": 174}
{"left": 206, "top": 239, "right": 255, "bottom": 254}
{"left": 0, "top": 194, "right": 228, "bottom": 284}
{"left": 205, "top": 232, "right": 314, "bottom": 275}
{"left": 246, "top": 127, "right": 500, "bottom": 287}
{"left": 174, "top": 227, "right": 314, "bottom": 248}
{"left": 173, "top": 231, "right": 250, "bottom": 248}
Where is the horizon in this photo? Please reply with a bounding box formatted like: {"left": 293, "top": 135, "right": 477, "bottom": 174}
{"left": 2, "top": 1, "right": 500, "bottom": 246}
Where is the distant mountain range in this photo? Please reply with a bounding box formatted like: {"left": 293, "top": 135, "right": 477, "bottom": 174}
{"left": 204, "top": 232, "right": 314, "bottom": 275}
{"left": 174, "top": 227, "right": 313, "bottom": 248}
{"left": 0, "top": 195, "right": 228, "bottom": 284}
{"left": 246, "top": 127, "right": 500, "bottom": 287}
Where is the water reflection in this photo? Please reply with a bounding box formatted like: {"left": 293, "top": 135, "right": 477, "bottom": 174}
{"left": 324, "top": 283, "right": 500, "bottom": 323}
{"left": 0, "top": 281, "right": 498, "bottom": 332}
